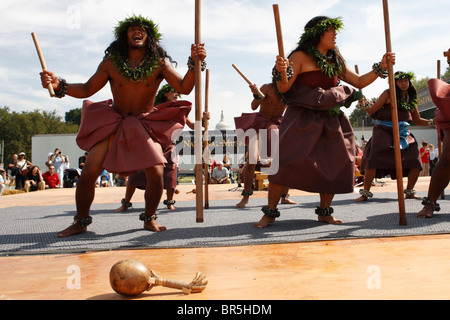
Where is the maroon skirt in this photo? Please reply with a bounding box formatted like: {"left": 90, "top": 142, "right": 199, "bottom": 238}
{"left": 429, "top": 79, "right": 450, "bottom": 139}
{"left": 76, "top": 99, "right": 191, "bottom": 175}
{"left": 234, "top": 112, "right": 282, "bottom": 157}
{"left": 269, "top": 82, "right": 357, "bottom": 194}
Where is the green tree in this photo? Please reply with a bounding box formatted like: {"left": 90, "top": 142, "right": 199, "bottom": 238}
{"left": 349, "top": 98, "right": 377, "bottom": 127}
{"left": 0, "top": 107, "right": 79, "bottom": 164}
{"left": 65, "top": 108, "right": 82, "bottom": 125}
{"left": 412, "top": 77, "right": 430, "bottom": 91}
{"left": 443, "top": 66, "right": 450, "bottom": 79}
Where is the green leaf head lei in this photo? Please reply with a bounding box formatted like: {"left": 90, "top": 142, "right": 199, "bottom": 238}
{"left": 394, "top": 71, "right": 415, "bottom": 81}
{"left": 114, "top": 15, "right": 162, "bottom": 42}
{"left": 106, "top": 15, "right": 163, "bottom": 82}
{"left": 297, "top": 17, "right": 345, "bottom": 78}
{"left": 297, "top": 17, "right": 344, "bottom": 49}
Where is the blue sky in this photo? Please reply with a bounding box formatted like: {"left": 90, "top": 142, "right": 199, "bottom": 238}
{"left": 0, "top": 0, "right": 448, "bottom": 129}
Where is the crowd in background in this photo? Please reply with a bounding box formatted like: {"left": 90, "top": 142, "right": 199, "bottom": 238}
{"left": 0, "top": 138, "right": 440, "bottom": 196}
{"left": 1, "top": 148, "right": 120, "bottom": 194}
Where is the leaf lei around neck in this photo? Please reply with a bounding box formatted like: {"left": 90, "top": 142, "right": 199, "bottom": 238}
{"left": 109, "top": 52, "right": 160, "bottom": 82}
{"left": 307, "top": 46, "right": 343, "bottom": 78}
{"left": 398, "top": 94, "right": 418, "bottom": 112}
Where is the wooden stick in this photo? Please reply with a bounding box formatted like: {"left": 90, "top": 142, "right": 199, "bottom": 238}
{"left": 437, "top": 59, "right": 445, "bottom": 200}
{"left": 194, "top": 0, "right": 204, "bottom": 222}
{"left": 232, "top": 64, "right": 265, "bottom": 99}
{"left": 272, "top": 4, "right": 288, "bottom": 83}
{"left": 204, "top": 69, "right": 210, "bottom": 209}
{"left": 355, "top": 65, "right": 365, "bottom": 137}
{"left": 382, "top": 0, "right": 406, "bottom": 226}
{"left": 31, "top": 32, "right": 55, "bottom": 97}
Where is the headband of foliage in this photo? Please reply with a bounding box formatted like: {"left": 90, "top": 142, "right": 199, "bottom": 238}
{"left": 394, "top": 71, "right": 415, "bottom": 81}
{"left": 154, "top": 84, "right": 181, "bottom": 105}
{"left": 114, "top": 14, "right": 162, "bottom": 42}
{"left": 297, "top": 17, "right": 344, "bottom": 48}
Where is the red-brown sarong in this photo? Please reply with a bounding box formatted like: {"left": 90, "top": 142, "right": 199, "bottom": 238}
{"left": 429, "top": 79, "right": 450, "bottom": 139}
{"left": 269, "top": 71, "right": 358, "bottom": 194}
{"left": 234, "top": 112, "right": 282, "bottom": 158}
{"left": 76, "top": 99, "right": 191, "bottom": 175}
{"left": 360, "top": 103, "right": 422, "bottom": 179}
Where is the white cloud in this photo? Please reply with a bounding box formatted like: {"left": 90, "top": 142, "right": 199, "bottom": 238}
{"left": 0, "top": 0, "right": 449, "bottom": 128}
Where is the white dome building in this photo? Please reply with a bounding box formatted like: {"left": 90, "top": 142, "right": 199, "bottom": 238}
{"left": 215, "top": 110, "right": 231, "bottom": 131}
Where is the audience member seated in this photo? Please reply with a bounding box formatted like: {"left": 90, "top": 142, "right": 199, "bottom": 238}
{"left": 64, "top": 168, "right": 80, "bottom": 188}
{"left": 78, "top": 152, "right": 88, "bottom": 170}
{"left": 97, "top": 169, "right": 112, "bottom": 187}
{"left": 210, "top": 162, "right": 230, "bottom": 184}
{"left": 0, "top": 169, "right": 5, "bottom": 196}
{"left": 23, "top": 166, "right": 45, "bottom": 192}
{"left": 15, "top": 152, "right": 33, "bottom": 190}
{"left": 42, "top": 165, "right": 60, "bottom": 189}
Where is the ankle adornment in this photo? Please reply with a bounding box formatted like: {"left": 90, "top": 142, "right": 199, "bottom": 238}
{"left": 139, "top": 212, "right": 157, "bottom": 222}
{"left": 404, "top": 189, "right": 416, "bottom": 197}
{"left": 241, "top": 190, "right": 253, "bottom": 197}
{"left": 121, "top": 198, "right": 132, "bottom": 208}
{"left": 73, "top": 215, "right": 92, "bottom": 227}
{"left": 359, "top": 189, "right": 373, "bottom": 198}
{"left": 421, "top": 197, "right": 441, "bottom": 212}
{"left": 163, "top": 200, "right": 176, "bottom": 206}
{"left": 315, "top": 206, "right": 334, "bottom": 216}
{"left": 261, "top": 205, "right": 280, "bottom": 219}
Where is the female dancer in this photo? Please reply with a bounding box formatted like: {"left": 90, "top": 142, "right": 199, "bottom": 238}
{"left": 255, "top": 16, "right": 395, "bottom": 228}
{"left": 355, "top": 71, "right": 435, "bottom": 202}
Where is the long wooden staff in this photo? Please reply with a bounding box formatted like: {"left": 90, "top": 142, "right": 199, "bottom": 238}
{"left": 204, "top": 69, "right": 210, "bottom": 209}
{"left": 355, "top": 65, "right": 365, "bottom": 138}
{"left": 437, "top": 61, "right": 442, "bottom": 160}
{"left": 272, "top": 4, "right": 288, "bottom": 83}
{"left": 194, "top": 0, "right": 204, "bottom": 222}
{"left": 232, "top": 64, "right": 265, "bottom": 99}
{"left": 382, "top": 0, "right": 406, "bottom": 225}
{"left": 31, "top": 32, "right": 55, "bottom": 97}
{"left": 437, "top": 60, "right": 445, "bottom": 199}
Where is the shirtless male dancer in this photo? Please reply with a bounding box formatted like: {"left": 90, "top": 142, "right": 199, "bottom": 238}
{"left": 40, "top": 15, "right": 206, "bottom": 237}
{"left": 235, "top": 83, "right": 296, "bottom": 207}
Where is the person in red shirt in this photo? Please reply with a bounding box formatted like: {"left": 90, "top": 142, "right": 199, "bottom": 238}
{"left": 420, "top": 141, "right": 430, "bottom": 176}
{"left": 42, "top": 165, "right": 60, "bottom": 189}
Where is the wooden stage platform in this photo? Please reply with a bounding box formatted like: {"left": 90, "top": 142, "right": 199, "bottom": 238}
{"left": 1, "top": 177, "right": 450, "bottom": 300}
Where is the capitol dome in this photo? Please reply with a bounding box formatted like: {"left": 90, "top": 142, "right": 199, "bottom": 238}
{"left": 215, "top": 110, "right": 231, "bottom": 131}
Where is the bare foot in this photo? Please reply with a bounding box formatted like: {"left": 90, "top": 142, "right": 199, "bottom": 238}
{"left": 405, "top": 194, "right": 421, "bottom": 200}
{"left": 355, "top": 195, "right": 368, "bottom": 202}
{"left": 144, "top": 220, "right": 167, "bottom": 232}
{"left": 57, "top": 223, "right": 87, "bottom": 238}
{"left": 167, "top": 204, "right": 177, "bottom": 210}
{"left": 318, "top": 215, "right": 343, "bottom": 225}
{"left": 115, "top": 205, "right": 127, "bottom": 212}
{"left": 236, "top": 197, "right": 249, "bottom": 208}
{"left": 417, "top": 205, "right": 434, "bottom": 218}
{"left": 254, "top": 215, "right": 275, "bottom": 228}
{"left": 280, "top": 197, "right": 298, "bottom": 204}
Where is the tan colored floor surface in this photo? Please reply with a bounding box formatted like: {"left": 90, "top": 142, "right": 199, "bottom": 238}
{"left": 1, "top": 177, "right": 450, "bottom": 300}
